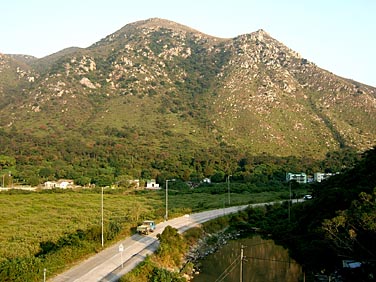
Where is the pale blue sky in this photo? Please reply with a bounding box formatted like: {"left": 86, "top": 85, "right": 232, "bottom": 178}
{"left": 1, "top": 0, "right": 375, "bottom": 87}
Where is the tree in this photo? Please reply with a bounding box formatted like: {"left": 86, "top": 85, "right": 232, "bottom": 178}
{"left": 28, "top": 176, "right": 41, "bottom": 187}
{"left": 211, "top": 171, "right": 225, "bottom": 183}
{"left": 322, "top": 189, "right": 376, "bottom": 260}
{"left": 0, "top": 155, "right": 16, "bottom": 170}
{"left": 39, "top": 167, "right": 54, "bottom": 178}
{"left": 149, "top": 267, "right": 185, "bottom": 282}
{"left": 92, "top": 174, "right": 114, "bottom": 187}
{"left": 115, "top": 175, "right": 133, "bottom": 188}
{"left": 156, "top": 226, "right": 187, "bottom": 267}
{"left": 75, "top": 176, "right": 91, "bottom": 186}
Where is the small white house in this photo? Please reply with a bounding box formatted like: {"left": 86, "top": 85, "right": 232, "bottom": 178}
{"left": 202, "top": 178, "right": 211, "bottom": 183}
{"left": 145, "top": 179, "right": 160, "bottom": 189}
{"left": 58, "top": 179, "right": 74, "bottom": 189}
{"left": 44, "top": 179, "right": 74, "bottom": 189}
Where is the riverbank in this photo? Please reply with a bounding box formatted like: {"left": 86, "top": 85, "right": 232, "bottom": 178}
{"left": 119, "top": 210, "right": 250, "bottom": 282}
{"left": 182, "top": 228, "right": 242, "bottom": 281}
{"left": 118, "top": 212, "right": 235, "bottom": 281}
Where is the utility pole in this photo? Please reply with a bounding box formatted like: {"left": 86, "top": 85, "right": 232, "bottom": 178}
{"left": 240, "top": 245, "right": 244, "bottom": 282}
{"left": 43, "top": 268, "right": 46, "bottom": 282}
{"left": 227, "top": 175, "right": 232, "bottom": 205}
{"left": 119, "top": 243, "right": 124, "bottom": 268}
{"left": 165, "top": 180, "right": 169, "bottom": 221}
{"left": 101, "top": 186, "right": 104, "bottom": 247}
{"left": 165, "top": 179, "right": 175, "bottom": 221}
{"left": 288, "top": 181, "right": 291, "bottom": 223}
{"left": 223, "top": 196, "right": 225, "bottom": 216}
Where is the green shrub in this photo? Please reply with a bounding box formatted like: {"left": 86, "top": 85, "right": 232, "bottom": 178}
{"left": 156, "top": 226, "right": 187, "bottom": 266}
{"left": 183, "top": 227, "right": 203, "bottom": 245}
{"left": 202, "top": 216, "right": 229, "bottom": 233}
{"left": 0, "top": 257, "right": 43, "bottom": 282}
{"left": 149, "top": 267, "right": 186, "bottom": 282}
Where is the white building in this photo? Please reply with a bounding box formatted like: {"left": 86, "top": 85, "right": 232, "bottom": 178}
{"left": 145, "top": 179, "right": 160, "bottom": 189}
{"left": 314, "top": 172, "right": 336, "bottom": 182}
{"left": 44, "top": 179, "right": 74, "bottom": 189}
{"left": 286, "top": 173, "right": 307, "bottom": 184}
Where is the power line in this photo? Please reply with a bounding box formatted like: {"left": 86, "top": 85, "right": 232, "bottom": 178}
{"left": 215, "top": 245, "right": 247, "bottom": 282}
{"left": 215, "top": 257, "right": 241, "bottom": 282}
{"left": 245, "top": 256, "right": 300, "bottom": 265}
{"left": 214, "top": 241, "right": 301, "bottom": 282}
{"left": 213, "top": 255, "right": 299, "bottom": 282}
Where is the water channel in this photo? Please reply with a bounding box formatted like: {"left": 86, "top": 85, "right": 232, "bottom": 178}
{"left": 192, "top": 235, "right": 303, "bottom": 282}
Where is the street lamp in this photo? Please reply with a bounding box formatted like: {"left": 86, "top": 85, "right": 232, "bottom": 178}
{"left": 101, "top": 186, "right": 104, "bottom": 247}
{"left": 288, "top": 181, "right": 292, "bottom": 222}
{"left": 165, "top": 179, "right": 175, "bottom": 221}
{"left": 227, "top": 175, "right": 232, "bottom": 205}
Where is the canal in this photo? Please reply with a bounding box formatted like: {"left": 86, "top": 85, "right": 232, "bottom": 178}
{"left": 192, "top": 235, "right": 303, "bottom": 282}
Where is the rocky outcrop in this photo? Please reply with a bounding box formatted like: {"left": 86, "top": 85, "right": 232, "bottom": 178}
{"left": 0, "top": 18, "right": 375, "bottom": 157}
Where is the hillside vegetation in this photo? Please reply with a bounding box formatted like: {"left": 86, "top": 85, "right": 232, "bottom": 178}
{"left": 240, "top": 146, "right": 376, "bottom": 280}
{"left": 0, "top": 18, "right": 375, "bottom": 186}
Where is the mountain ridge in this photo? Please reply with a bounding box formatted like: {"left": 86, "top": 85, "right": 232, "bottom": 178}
{"left": 0, "top": 18, "right": 375, "bottom": 164}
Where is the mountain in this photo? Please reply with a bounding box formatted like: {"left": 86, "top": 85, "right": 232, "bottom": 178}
{"left": 0, "top": 18, "right": 375, "bottom": 182}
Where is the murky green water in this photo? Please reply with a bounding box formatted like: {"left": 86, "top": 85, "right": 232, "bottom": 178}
{"left": 192, "top": 235, "right": 303, "bottom": 282}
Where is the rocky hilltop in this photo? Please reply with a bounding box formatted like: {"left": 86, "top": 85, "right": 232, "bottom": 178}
{"left": 0, "top": 18, "right": 375, "bottom": 160}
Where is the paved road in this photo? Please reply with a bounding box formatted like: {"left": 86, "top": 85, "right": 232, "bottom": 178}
{"left": 50, "top": 202, "right": 282, "bottom": 282}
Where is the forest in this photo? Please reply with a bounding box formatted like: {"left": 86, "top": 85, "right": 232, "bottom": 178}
{"left": 0, "top": 127, "right": 361, "bottom": 188}
{"left": 244, "top": 146, "right": 376, "bottom": 281}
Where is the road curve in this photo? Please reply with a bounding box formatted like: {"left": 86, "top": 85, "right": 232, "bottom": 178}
{"left": 50, "top": 203, "right": 276, "bottom": 282}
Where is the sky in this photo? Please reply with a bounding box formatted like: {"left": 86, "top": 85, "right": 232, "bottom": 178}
{"left": 1, "top": 0, "right": 375, "bottom": 87}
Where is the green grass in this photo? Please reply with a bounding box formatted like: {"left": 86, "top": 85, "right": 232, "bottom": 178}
{"left": 0, "top": 187, "right": 290, "bottom": 281}
{"left": 0, "top": 188, "right": 288, "bottom": 261}
{"left": 1, "top": 192, "right": 134, "bottom": 257}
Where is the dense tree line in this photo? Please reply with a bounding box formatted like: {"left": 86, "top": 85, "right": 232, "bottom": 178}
{"left": 0, "top": 128, "right": 361, "bottom": 187}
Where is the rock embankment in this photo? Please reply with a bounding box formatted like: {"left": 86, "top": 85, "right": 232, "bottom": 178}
{"left": 181, "top": 230, "right": 241, "bottom": 281}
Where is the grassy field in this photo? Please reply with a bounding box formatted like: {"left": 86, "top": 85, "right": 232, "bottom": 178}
{"left": 0, "top": 186, "right": 291, "bottom": 280}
